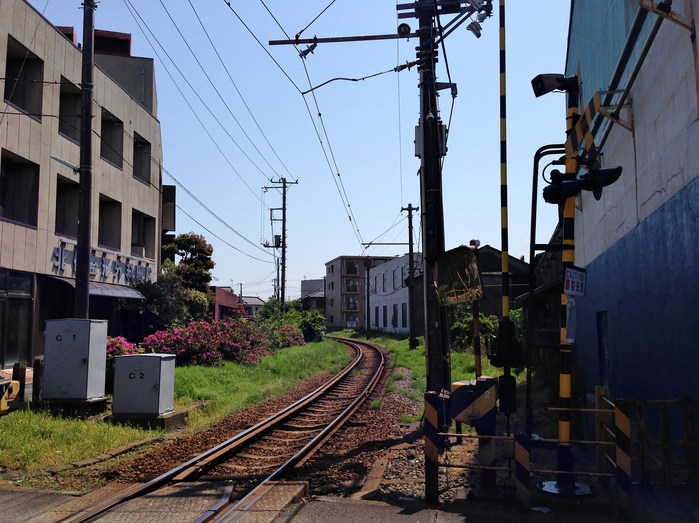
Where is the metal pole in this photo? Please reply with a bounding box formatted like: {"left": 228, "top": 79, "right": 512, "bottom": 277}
{"left": 75, "top": 0, "right": 96, "bottom": 319}
{"left": 281, "top": 178, "right": 287, "bottom": 309}
{"left": 416, "top": 6, "right": 449, "bottom": 505}
{"left": 402, "top": 204, "right": 418, "bottom": 350}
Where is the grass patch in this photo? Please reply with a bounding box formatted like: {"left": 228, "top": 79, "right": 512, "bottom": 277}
{"left": 370, "top": 399, "right": 383, "bottom": 409}
{"left": 0, "top": 340, "right": 352, "bottom": 471}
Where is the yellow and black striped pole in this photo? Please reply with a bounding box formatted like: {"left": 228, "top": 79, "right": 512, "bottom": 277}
{"left": 499, "top": 0, "right": 510, "bottom": 323}
{"left": 614, "top": 399, "right": 633, "bottom": 518}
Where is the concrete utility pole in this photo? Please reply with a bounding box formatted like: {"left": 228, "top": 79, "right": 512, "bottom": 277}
{"left": 401, "top": 204, "right": 419, "bottom": 350}
{"left": 415, "top": 7, "right": 451, "bottom": 504}
{"left": 262, "top": 178, "right": 297, "bottom": 309}
{"left": 75, "top": 0, "right": 97, "bottom": 319}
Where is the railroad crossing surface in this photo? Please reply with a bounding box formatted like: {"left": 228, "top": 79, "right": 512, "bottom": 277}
{"left": 2, "top": 480, "right": 698, "bottom": 523}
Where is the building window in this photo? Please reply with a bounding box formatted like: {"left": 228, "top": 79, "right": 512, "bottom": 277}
{"left": 55, "top": 175, "right": 79, "bottom": 237}
{"left": 382, "top": 273, "right": 387, "bottom": 293}
{"left": 345, "top": 261, "right": 358, "bottom": 275}
{"left": 58, "top": 77, "right": 81, "bottom": 142}
{"left": 131, "top": 209, "right": 155, "bottom": 258}
{"left": 100, "top": 108, "right": 124, "bottom": 168}
{"left": 330, "top": 264, "right": 334, "bottom": 273}
{"left": 374, "top": 275, "right": 378, "bottom": 294}
{"left": 382, "top": 305, "right": 387, "bottom": 328}
{"left": 392, "top": 304, "right": 398, "bottom": 328}
{"left": 346, "top": 314, "right": 357, "bottom": 328}
{"left": 345, "top": 297, "right": 358, "bottom": 311}
{"left": 330, "top": 298, "right": 334, "bottom": 307}
{"left": 402, "top": 265, "right": 407, "bottom": 283}
{"left": 98, "top": 195, "right": 121, "bottom": 250}
{"left": 0, "top": 150, "right": 39, "bottom": 227}
{"left": 330, "top": 315, "right": 334, "bottom": 324}
{"left": 132, "top": 133, "right": 151, "bottom": 184}
{"left": 402, "top": 302, "right": 408, "bottom": 328}
{"left": 374, "top": 306, "right": 379, "bottom": 328}
{"left": 393, "top": 269, "right": 400, "bottom": 290}
{"left": 330, "top": 281, "right": 334, "bottom": 290}
{"left": 345, "top": 279, "right": 358, "bottom": 293}
{"left": 4, "top": 36, "right": 43, "bottom": 118}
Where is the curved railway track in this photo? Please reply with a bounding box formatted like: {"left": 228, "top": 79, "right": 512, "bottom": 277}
{"left": 61, "top": 337, "right": 385, "bottom": 523}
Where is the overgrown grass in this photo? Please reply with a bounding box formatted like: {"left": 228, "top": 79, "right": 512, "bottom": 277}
{"left": 0, "top": 339, "right": 351, "bottom": 471}
{"left": 176, "top": 339, "right": 351, "bottom": 431}
{"left": 0, "top": 409, "right": 153, "bottom": 470}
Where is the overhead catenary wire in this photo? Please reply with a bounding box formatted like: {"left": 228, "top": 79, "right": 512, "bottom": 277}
{"left": 158, "top": 0, "right": 286, "bottom": 183}
{"left": 187, "top": 0, "right": 296, "bottom": 182}
{"left": 122, "top": 0, "right": 275, "bottom": 194}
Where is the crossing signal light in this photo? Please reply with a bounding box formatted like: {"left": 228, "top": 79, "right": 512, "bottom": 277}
{"left": 543, "top": 166, "right": 622, "bottom": 204}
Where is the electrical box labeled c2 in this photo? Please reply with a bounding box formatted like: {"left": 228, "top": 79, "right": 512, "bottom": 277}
{"left": 43, "top": 319, "right": 108, "bottom": 400}
{"left": 112, "top": 354, "right": 175, "bottom": 416}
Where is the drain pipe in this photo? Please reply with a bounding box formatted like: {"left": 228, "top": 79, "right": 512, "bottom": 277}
{"left": 598, "top": 4, "right": 669, "bottom": 151}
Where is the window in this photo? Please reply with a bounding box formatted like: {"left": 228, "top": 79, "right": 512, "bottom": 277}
{"left": 330, "top": 315, "right": 334, "bottom": 324}
{"left": 4, "top": 36, "right": 43, "bottom": 118}
{"left": 330, "top": 298, "right": 334, "bottom": 307}
{"left": 98, "top": 195, "right": 121, "bottom": 250}
{"left": 55, "top": 175, "right": 79, "bottom": 237}
{"left": 58, "top": 78, "right": 81, "bottom": 142}
{"left": 393, "top": 269, "right": 400, "bottom": 290}
{"left": 100, "top": 108, "right": 123, "bottom": 168}
{"left": 131, "top": 209, "right": 155, "bottom": 258}
{"left": 382, "top": 273, "right": 387, "bottom": 293}
{"left": 345, "top": 261, "right": 358, "bottom": 275}
{"left": 345, "top": 297, "right": 358, "bottom": 311}
{"left": 402, "top": 265, "right": 407, "bottom": 282}
{"left": 374, "top": 276, "right": 378, "bottom": 293}
{"left": 402, "top": 303, "right": 408, "bottom": 328}
{"left": 330, "top": 281, "right": 334, "bottom": 290}
{"left": 374, "top": 306, "right": 379, "bottom": 328}
{"left": 345, "top": 279, "right": 358, "bottom": 293}
{"left": 392, "top": 304, "right": 398, "bottom": 328}
{"left": 346, "top": 314, "right": 357, "bottom": 328}
{"left": 0, "top": 150, "right": 39, "bottom": 226}
{"left": 132, "top": 133, "right": 151, "bottom": 184}
{"left": 382, "top": 305, "right": 387, "bottom": 328}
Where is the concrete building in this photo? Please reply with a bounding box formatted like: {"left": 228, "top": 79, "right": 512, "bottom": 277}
{"left": 240, "top": 296, "right": 264, "bottom": 319}
{"left": 368, "top": 253, "right": 421, "bottom": 335}
{"left": 0, "top": 0, "right": 169, "bottom": 369}
{"left": 325, "top": 255, "right": 392, "bottom": 331}
{"left": 300, "top": 278, "right": 325, "bottom": 316}
{"left": 556, "top": 2, "right": 699, "bottom": 400}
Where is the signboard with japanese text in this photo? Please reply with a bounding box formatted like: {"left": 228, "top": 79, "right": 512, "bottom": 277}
{"left": 564, "top": 266, "right": 586, "bottom": 297}
{"left": 51, "top": 243, "right": 153, "bottom": 285}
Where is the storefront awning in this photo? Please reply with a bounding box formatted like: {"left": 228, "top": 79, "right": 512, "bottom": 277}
{"left": 49, "top": 277, "right": 145, "bottom": 300}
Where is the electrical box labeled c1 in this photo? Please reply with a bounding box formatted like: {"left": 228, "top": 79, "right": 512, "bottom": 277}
{"left": 43, "top": 319, "right": 108, "bottom": 401}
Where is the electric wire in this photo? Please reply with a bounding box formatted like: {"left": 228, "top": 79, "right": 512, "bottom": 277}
{"left": 284, "top": 0, "right": 338, "bottom": 41}
{"left": 122, "top": 0, "right": 273, "bottom": 195}
{"left": 158, "top": 0, "right": 285, "bottom": 182}
{"left": 0, "top": 0, "right": 51, "bottom": 129}
{"left": 84, "top": 108, "right": 274, "bottom": 262}
{"left": 187, "top": 0, "right": 296, "bottom": 181}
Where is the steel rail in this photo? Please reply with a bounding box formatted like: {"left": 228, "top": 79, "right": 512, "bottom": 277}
{"left": 60, "top": 338, "right": 383, "bottom": 523}
{"left": 202, "top": 338, "right": 385, "bottom": 522}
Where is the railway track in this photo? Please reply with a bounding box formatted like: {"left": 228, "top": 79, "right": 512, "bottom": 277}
{"left": 60, "top": 337, "right": 385, "bottom": 523}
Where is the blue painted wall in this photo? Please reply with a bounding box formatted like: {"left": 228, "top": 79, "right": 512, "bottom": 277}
{"left": 576, "top": 175, "right": 699, "bottom": 401}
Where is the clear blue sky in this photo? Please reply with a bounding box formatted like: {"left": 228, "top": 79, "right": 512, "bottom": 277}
{"left": 35, "top": 0, "right": 571, "bottom": 300}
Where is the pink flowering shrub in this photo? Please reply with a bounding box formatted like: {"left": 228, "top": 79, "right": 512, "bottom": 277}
{"left": 141, "top": 318, "right": 271, "bottom": 367}
{"left": 279, "top": 325, "right": 306, "bottom": 348}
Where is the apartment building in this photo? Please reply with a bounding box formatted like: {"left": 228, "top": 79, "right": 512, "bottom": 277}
{"left": 368, "top": 253, "right": 421, "bottom": 335}
{"left": 0, "top": 0, "right": 169, "bottom": 368}
{"left": 325, "top": 255, "right": 393, "bottom": 331}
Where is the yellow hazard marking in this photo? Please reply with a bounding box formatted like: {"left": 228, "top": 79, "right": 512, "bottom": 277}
{"left": 559, "top": 420, "right": 571, "bottom": 442}
{"left": 615, "top": 408, "right": 631, "bottom": 436}
{"left": 616, "top": 448, "right": 632, "bottom": 476}
{"left": 559, "top": 373, "right": 571, "bottom": 398}
{"left": 425, "top": 439, "right": 439, "bottom": 463}
{"left": 454, "top": 385, "right": 497, "bottom": 423}
{"left": 425, "top": 398, "right": 438, "bottom": 427}
{"left": 515, "top": 441, "right": 530, "bottom": 470}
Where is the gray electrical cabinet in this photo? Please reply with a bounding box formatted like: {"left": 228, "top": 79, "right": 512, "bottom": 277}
{"left": 112, "top": 354, "right": 175, "bottom": 416}
{"left": 43, "top": 319, "right": 108, "bottom": 401}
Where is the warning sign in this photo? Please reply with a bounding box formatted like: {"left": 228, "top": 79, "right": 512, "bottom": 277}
{"left": 564, "top": 267, "right": 586, "bottom": 296}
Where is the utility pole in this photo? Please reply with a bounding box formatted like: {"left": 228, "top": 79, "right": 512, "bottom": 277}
{"left": 75, "top": 0, "right": 96, "bottom": 319}
{"left": 401, "top": 204, "right": 419, "bottom": 350}
{"left": 262, "top": 178, "right": 297, "bottom": 309}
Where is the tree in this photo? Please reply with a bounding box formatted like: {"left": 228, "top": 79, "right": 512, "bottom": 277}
{"left": 163, "top": 232, "right": 215, "bottom": 294}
